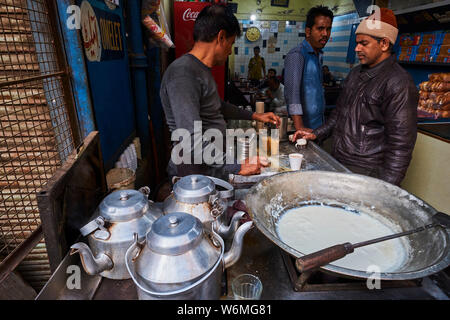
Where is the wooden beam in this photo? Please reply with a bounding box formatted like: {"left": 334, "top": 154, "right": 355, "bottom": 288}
{"left": 0, "top": 271, "right": 36, "bottom": 300}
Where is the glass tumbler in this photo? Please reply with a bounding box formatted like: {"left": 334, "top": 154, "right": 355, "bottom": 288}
{"left": 231, "top": 274, "right": 263, "bottom": 300}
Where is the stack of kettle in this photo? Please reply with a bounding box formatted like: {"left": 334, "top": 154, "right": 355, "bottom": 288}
{"left": 70, "top": 175, "right": 252, "bottom": 300}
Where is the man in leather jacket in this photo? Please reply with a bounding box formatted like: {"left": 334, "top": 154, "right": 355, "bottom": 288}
{"left": 293, "top": 8, "right": 418, "bottom": 186}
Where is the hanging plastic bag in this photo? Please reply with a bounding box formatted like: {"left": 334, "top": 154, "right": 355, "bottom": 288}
{"left": 141, "top": 0, "right": 174, "bottom": 49}
{"left": 141, "top": 0, "right": 160, "bottom": 16}
{"left": 142, "top": 15, "right": 174, "bottom": 49}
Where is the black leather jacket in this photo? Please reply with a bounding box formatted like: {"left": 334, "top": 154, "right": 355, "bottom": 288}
{"left": 314, "top": 55, "right": 418, "bottom": 186}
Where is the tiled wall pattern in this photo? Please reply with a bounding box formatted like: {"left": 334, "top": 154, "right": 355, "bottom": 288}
{"left": 323, "top": 12, "right": 360, "bottom": 79}
{"left": 234, "top": 19, "right": 306, "bottom": 78}
{"left": 234, "top": 12, "right": 360, "bottom": 80}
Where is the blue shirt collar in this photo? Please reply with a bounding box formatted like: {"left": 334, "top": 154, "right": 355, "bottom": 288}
{"left": 302, "top": 39, "right": 323, "bottom": 56}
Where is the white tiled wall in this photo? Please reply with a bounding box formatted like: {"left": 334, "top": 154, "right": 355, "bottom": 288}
{"left": 235, "top": 13, "right": 359, "bottom": 80}
{"left": 234, "top": 19, "right": 306, "bottom": 78}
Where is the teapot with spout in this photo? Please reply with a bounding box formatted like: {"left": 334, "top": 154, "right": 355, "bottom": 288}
{"left": 125, "top": 211, "right": 253, "bottom": 300}
{"left": 70, "top": 188, "right": 162, "bottom": 279}
{"left": 163, "top": 175, "right": 242, "bottom": 239}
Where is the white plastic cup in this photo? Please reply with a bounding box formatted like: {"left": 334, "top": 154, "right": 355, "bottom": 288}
{"left": 289, "top": 153, "right": 303, "bottom": 170}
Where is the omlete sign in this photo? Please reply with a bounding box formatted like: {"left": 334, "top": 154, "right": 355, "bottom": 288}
{"left": 80, "top": 0, "right": 124, "bottom": 62}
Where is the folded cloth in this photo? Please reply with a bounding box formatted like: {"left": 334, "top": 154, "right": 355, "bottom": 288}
{"left": 230, "top": 199, "right": 252, "bottom": 223}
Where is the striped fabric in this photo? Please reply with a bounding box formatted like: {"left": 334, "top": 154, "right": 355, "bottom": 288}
{"left": 323, "top": 13, "right": 360, "bottom": 79}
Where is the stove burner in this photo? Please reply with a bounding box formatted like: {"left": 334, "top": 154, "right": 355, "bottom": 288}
{"left": 279, "top": 249, "right": 422, "bottom": 292}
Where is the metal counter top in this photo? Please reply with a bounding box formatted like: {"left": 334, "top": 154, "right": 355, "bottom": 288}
{"left": 36, "top": 142, "right": 449, "bottom": 300}
{"left": 229, "top": 141, "right": 351, "bottom": 190}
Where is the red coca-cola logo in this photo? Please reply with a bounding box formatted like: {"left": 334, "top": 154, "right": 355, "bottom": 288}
{"left": 183, "top": 8, "right": 199, "bottom": 21}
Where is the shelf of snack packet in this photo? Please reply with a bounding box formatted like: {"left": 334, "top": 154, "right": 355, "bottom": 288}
{"left": 397, "top": 30, "right": 450, "bottom": 64}
{"left": 418, "top": 72, "right": 450, "bottom": 119}
{"left": 417, "top": 72, "right": 450, "bottom": 142}
{"left": 416, "top": 72, "right": 450, "bottom": 142}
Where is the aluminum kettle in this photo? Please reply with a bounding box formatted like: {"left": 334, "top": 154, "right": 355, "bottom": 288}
{"left": 70, "top": 187, "right": 162, "bottom": 279}
{"left": 125, "top": 211, "right": 253, "bottom": 300}
{"left": 163, "top": 175, "right": 241, "bottom": 239}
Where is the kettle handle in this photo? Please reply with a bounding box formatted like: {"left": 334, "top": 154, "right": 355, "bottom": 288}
{"left": 138, "top": 186, "right": 151, "bottom": 198}
{"left": 125, "top": 230, "right": 225, "bottom": 297}
{"left": 125, "top": 234, "right": 146, "bottom": 285}
{"left": 206, "top": 176, "right": 234, "bottom": 200}
{"left": 79, "top": 216, "right": 105, "bottom": 237}
{"left": 126, "top": 233, "right": 143, "bottom": 262}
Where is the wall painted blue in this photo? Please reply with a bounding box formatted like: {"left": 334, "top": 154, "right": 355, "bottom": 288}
{"left": 76, "top": 0, "right": 136, "bottom": 170}
{"left": 323, "top": 12, "right": 359, "bottom": 79}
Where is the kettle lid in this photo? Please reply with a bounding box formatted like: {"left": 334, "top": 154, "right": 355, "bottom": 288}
{"left": 99, "top": 189, "right": 148, "bottom": 222}
{"left": 173, "top": 175, "right": 215, "bottom": 203}
{"left": 147, "top": 212, "right": 203, "bottom": 255}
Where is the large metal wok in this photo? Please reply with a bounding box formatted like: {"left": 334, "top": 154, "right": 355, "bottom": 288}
{"left": 245, "top": 171, "right": 450, "bottom": 280}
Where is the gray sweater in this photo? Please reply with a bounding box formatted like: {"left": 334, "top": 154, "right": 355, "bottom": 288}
{"left": 160, "top": 54, "right": 254, "bottom": 179}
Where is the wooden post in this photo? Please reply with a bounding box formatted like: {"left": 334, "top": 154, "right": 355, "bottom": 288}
{"left": 0, "top": 272, "right": 36, "bottom": 300}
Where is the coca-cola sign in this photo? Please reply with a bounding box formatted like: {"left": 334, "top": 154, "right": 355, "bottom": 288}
{"left": 182, "top": 8, "right": 200, "bottom": 21}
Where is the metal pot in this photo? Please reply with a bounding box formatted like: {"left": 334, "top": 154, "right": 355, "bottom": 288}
{"left": 125, "top": 211, "right": 253, "bottom": 300}
{"left": 245, "top": 171, "right": 450, "bottom": 280}
{"left": 163, "top": 175, "right": 242, "bottom": 239}
{"left": 70, "top": 188, "right": 162, "bottom": 279}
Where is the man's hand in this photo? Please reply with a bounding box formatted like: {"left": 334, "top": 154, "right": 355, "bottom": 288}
{"left": 238, "top": 156, "right": 270, "bottom": 176}
{"left": 266, "top": 89, "right": 273, "bottom": 99}
{"left": 292, "top": 127, "right": 317, "bottom": 141}
{"left": 252, "top": 112, "right": 280, "bottom": 127}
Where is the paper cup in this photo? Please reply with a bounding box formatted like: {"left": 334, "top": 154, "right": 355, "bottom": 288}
{"left": 295, "top": 138, "right": 307, "bottom": 150}
{"left": 289, "top": 153, "right": 303, "bottom": 170}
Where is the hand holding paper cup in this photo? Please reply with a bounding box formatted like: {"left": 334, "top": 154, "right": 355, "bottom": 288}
{"left": 291, "top": 128, "right": 317, "bottom": 141}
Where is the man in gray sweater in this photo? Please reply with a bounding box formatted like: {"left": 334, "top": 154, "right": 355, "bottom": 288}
{"left": 160, "top": 4, "right": 280, "bottom": 180}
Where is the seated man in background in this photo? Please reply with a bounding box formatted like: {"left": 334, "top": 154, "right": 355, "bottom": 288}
{"left": 266, "top": 76, "right": 287, "bottom": 114}
{"left": 258, "top": 68, "right": 277, "bottom": 90}
{"left": 322, "top": 65, "right": 335, "bottom": 86}
{"left": 267, "top": 68, "right": 277, "bottom": 78}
